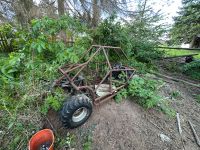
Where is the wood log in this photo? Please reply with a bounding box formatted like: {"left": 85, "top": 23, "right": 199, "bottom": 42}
{"left": 150, "top": 72, "right": 200, "bottom": 88}
{"left": 176, "top": 113, "right": 182, "bottom": 134}
{"left": 156, "top": 46, "right": 200, "bottom": 51}
{"left": 188, "top": 121, "right": 200, "bottom": 147}
{"left": 162, "top": 54, "right": 199, "bottom": 59}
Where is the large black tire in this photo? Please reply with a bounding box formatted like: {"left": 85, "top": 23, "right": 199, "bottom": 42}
{"left": 60, "top": 94, "right": 93, "bottom": 128}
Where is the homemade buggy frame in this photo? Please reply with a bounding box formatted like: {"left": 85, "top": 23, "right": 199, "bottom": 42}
{"left": 54, "top": 45, "right": 136, "bottom": 128}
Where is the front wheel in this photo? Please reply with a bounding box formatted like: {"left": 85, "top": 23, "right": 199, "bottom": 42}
{"left": 60, "top": 94, "right": 92, "bottom": 128}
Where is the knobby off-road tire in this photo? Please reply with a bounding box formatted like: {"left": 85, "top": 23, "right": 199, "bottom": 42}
{"left": 60, "top": 94, "right": 93, "bottom": 128}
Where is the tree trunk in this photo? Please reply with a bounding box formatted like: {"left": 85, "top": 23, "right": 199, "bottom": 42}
{"left": 57, "top": 0, "right": 65, "bottom": 16}
{"left": 92, "top": 0, "right": 100, "bottom": 27}
{"left": 190, "top": 35, "right": 200, "bottom": 48}
{"left": 12, "top": 0, "right": 34, "bottom": 27}
{"left": 57, "top": 0, "right": 67, "bottom": 44}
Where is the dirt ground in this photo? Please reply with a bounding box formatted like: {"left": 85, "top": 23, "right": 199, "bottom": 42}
{"left": 45, "top": 74, "right": 200, "bottom": 150}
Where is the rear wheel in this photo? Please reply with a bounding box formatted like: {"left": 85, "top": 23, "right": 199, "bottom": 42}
{"left": 60, "top": 94, "right": 92, "bottom": 128}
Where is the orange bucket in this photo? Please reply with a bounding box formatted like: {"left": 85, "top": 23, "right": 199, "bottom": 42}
{"left": 29, "top": 129, "right": 54, "bottom": 150}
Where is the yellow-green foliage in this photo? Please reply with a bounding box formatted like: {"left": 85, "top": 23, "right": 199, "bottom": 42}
{"left": 163, "top": 49, "right": 200, "bottom": 59}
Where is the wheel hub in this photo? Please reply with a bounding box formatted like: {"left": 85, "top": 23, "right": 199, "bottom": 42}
{"left": 72, "top": 107, "right": 88, "bottom": 123}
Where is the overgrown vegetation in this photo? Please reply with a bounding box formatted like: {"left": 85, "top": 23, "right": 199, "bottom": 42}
{"left": 91, "top": 15, "right": 164, "bottom": 64}
{"left": 83, "top": 135, "right": 93, "bottom": 150}
{"left": 170, "top": 91, "right": 181, "bottom": 99}
{"left": 0, "top": 24, "right": 17, "bottom": 53}
{"left": 116, "top": 76, "right": 162, "bottom": 108}
{"left": 160, "top": 48, "right": 200, "bottom": 80}
{"left": 128, "top": 76, "right": 161, "bottom": 108}
{"left": 115, "top": 75, "right": 176, "bottom": 117}
{"left": 182, "top": 61, "right": 200, "bottom": 80}
{"left": 55, "top": 133, "right": 75, "bottom": 149}
{"left": 163, "top": 48, "right": 200, "bottom": 59}
{"left": 0, "top": 0, "right": 199, "bottom": 149}
{"left": 0, "top": 16, "right": 85, "bottom": 149}
{"left": 195, "top": 95, "right": 200, "bottom": 103}
{"left": 0, "top": 14, "right": 168, "bottom": 149}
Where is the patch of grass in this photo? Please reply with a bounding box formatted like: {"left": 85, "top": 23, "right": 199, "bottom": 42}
{"left": 115, "top": 88, "right": 128, "bottom": 103}
{"left": 83, "top": 135, "right": 93, "bottom": 150}
{"left": 195, "top": 95, "right": 200, "bottom": 103}
{"left": 163, "top": 49, "right": 200, "bottom": 59}
{"left": 78, "top": 124, "right": 96, "bottom": 150}
{"left": 164, "top": 62, "right": 179, "bottom": 72}
{"left": 158, "top": 99, "right": 176, "bottom": 117}
{"left": 171, "top": 91, "right": 181, "bottom": 99}
{"left": 55, "top": 133, "right": 75, "bottom": 149}
{"left": 159, "top": 48, "right": 200, "bottom": 80}
{"left": 121, "top": 76, "right": 176, "bottom": 117}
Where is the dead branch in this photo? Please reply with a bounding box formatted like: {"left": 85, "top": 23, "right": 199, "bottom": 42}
{"left": 46, "top": 117, "right": 57, "bottom": 135}
{"left": 157, "top": 46, "right": 200, "bottom": 51}
{"left": 151, "top": 72, "right": 200, "bottom": 88}
{"left": 162, "top": 54, "right": 198, "bottom": 59}
{"left": 176, "top": 113, "right": 182, "bottom": 134}
{"left": 188, "top": 120, "right": 200, "bottom": 147}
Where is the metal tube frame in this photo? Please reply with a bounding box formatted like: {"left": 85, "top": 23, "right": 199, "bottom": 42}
{"left": 54, "top": 45, "right": 136, "bottom": 105}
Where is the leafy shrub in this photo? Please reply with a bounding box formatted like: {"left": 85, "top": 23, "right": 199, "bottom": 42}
{"left": 125, "top": 58, "right": 154, "bottom": 74}
{"left": 129, "top": 40, "right": 163, "bottom": 63}
{"left": 135, "top": 47, "right": 163, "bottom": 63}
{"left": 114, "top": 76, "right": 161, "bottom": 107}
{"left": 171, "top": 91, "right": 181, "bottom": 99}
{"left": 55, "top": 133, "right": 75, "bottom": 149}
{"left": 0, "top": 16, "right": 85, "bottom": 149}
{"left": 0, "top": 24, "right": 17, "bottom": 52}
{"left": 91, "top": 15, "right": 129, "bottom": 46}
{"left": 195, "top": 95, "right": 200, "bottom": 103}
{"left": 181, "top": 61, "right": 200, "bottom": 80}
{"left": 115, "top": 88, "right": 128, "bottom": 103}
{"left": 83, "top": 135, "right": 92, "bottom": 150}
{"left": 128, "top": 76, "right": 161, "bottom": 108}
{"left": 40, "top": 88, "right": 66, "bottom": 115}
{"left": 91, "top": 15, "right": 132, "bottom": 60}
{"left": 158, "top": 100, "right": 176, "bottom": 117}
{"left": 91, "top": 16, "right": 163, "bottom": 64}
{"left": 0, "top": 52, "right": 25, "bottom": 80}
{"left": 182, "top": 61, "right": 200, "bottom": 71}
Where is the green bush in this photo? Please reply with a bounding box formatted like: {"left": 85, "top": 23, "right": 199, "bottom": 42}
{"left": 181, "top": 61, "right": 200, "bottom": 80}
{"left": 135, "top": 47, "right": 163, "bottom": 63}
{"left": 128, "top": 76, "right": 161, "bottom": 108}
{"left": 91, "top": 16, "right": 163, "bottom": 64}
{"left": 114, "top": 76, "right": 162, "bottom": 109}
{"left": 195, "top": 95, "right": 200, "bottom": 103}
{"left": 115, "top": 88, "right": 128, "bottom": 103}
{"left": 40, "top": 88, "right": 66, "bottom": 115}
{"left": 91, "top": 15, "right": 130, "bottom": 47}
{"left": 0, "top": 16, "right": 84, "bottom": 149}
{"left": 0, "top": 24, "right": 17, "bottom": 52}
{"left": 83, "top": 135, "right": 93, "bottom": 150}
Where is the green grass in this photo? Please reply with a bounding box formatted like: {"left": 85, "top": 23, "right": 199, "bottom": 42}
{"left": 159, "top": 48, "right": 200, "bottom": 80}
{"left": 195, "top": 95, "right": 200, "bottom": 103}
{"left": 162, "top": 49, "right": 200, "bottom": 59}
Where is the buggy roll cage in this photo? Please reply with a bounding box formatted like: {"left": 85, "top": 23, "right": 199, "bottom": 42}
{"left": 54, "top": 45, "right": 136, "bottom": 105}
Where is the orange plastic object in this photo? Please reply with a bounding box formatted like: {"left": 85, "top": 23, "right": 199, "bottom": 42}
{"left": 29, "top": 129, "right": 54, "bottom": 150}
